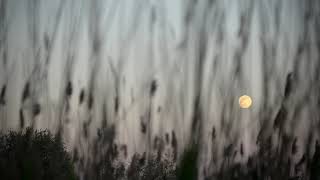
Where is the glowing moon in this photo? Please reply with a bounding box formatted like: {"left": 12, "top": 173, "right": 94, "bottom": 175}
{"left": 239, "top": 95, "right": 252, "bottom": 109}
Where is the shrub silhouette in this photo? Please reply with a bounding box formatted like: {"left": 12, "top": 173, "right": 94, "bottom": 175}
{"left": 0, "top": 128, "right": 76, "bottom": 180}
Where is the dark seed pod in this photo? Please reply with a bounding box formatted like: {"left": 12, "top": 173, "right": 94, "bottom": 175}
{"left": 171, "top": 131, "right": 177, "bottom": 148}
{"left": 65, "top": 81, "right": 73, "bottom": 97}
{"left": 101, "top": 103, "right": 107, "bottom": 128}
{"left": 140, "top": 121, "right": 146, "bottom": 134}
{"left": 32, "top": 103, "right": 41, "bottom": 116}
{"left": 19, "top": 109, "right": 24, "bottom": 129}
{"left": 273, "top": 106, "right": 287, "bottom": 129}
{"left": 0, "top": 84, "right": 6, "bottom": 99}
{"left": 284, "top": 73, "right": 293, "bottom": 98}
{"left": 150, "top": 80, "right": 157, "bottom": 97}
{"left": 79, "top": 89, "right": 85, "bottom": 105}
{"left": 114, "top": 96, "right": 119, "bottom": 113}
{"left": 22, "top": 82, "right": 30, "bottom": 103}
{"left": 83, "top": 122, "right": 89, "bottom": 139}
{"left": 212, "top": 126, "right": 216, "bottom": 140}
{"left": 240, "top": 143, "right": 244, "bottom": 156}
{"left": 171, "top": 131, "right": 177, "bottom": 160}
{"left": 0, "top": 84, "right": 6, "bottom": 105}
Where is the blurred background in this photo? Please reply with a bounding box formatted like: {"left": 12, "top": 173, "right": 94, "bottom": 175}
{"left": 0, "top": 0, "right": 320, "bottom": 178}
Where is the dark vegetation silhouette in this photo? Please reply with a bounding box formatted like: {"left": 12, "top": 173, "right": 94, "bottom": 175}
{"left": 0, "top": 126, "right": 320, "bottom": 180}
{"left": 0, "top": 128, "right": 76, "bottom": 180}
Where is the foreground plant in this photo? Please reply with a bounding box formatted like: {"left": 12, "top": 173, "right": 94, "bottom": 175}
{"left": 0, "top": 128, "right": 76, "bottom": 180}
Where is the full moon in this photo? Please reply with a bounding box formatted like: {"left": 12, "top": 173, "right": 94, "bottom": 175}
{"left": 239, "top": 95, "right": 252, "bottom": 109}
